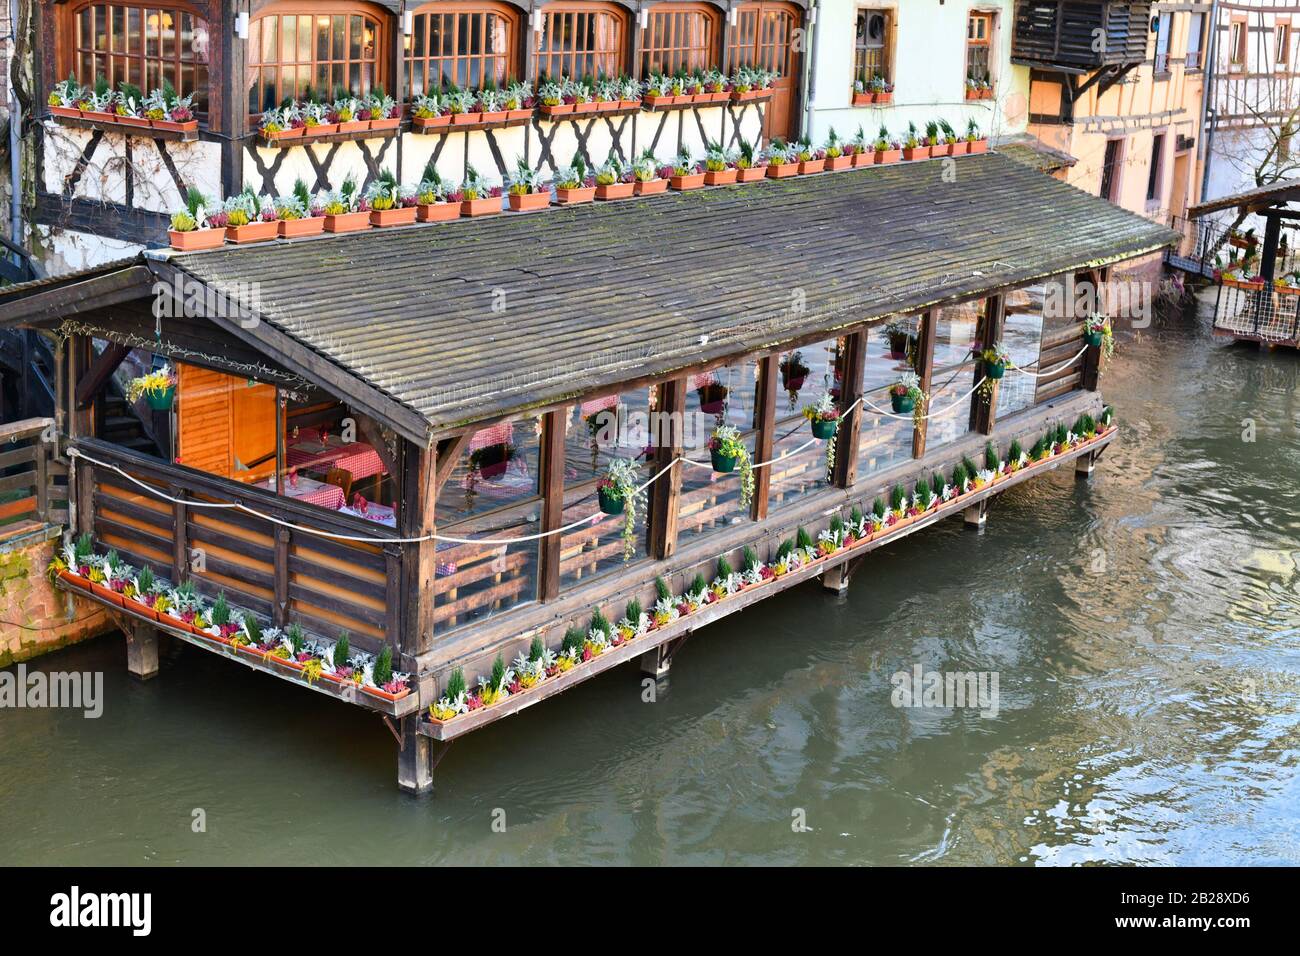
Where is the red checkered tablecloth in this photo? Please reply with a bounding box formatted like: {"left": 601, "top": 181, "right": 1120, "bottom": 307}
{"left": 285, "top": 439, "right": 386, "bottom": 480}
{"left": 264, "top": 476, "right": 346, "bottom": 510}
{"left": 468, "top": 421, "right": 515, "bottom": 451}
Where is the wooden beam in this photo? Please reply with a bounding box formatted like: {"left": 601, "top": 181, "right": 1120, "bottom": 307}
{"left": 402, "top": 439, "right": 438, "bottom": 664}
{"left": 537, "top": 409, "right": 567, "bottom": 601}
{"left": 911, "top": 311, "right": 938, "bottom": 458}
{"left": 969, "top": 296, "right": 1005, "bottom": 436}
{"left": 353, "top": 412, "right": 400, "bottom": 484}
{"left": 648, "top": 378, "right": 686, "bottom": 560}
{"left": 74, "top": 341, "right": 130, "bottom": 410}
{"left": 834, "top": 330, "right": 867, "bottom": 486}
{"left": 750, "top": 354, "right": 778, "bottom": 520}
{"left": 1081, "top": 268, "right": 1105, "bottom": 391}
{"left": 434, "top": 433, "right": 470, "bottom": 494}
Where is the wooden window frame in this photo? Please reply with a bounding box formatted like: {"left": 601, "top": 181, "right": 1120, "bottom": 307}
{"left": 640, "top": 2, "right": 722, "bottom": 75}
{"left": 532, "top": 2, "right": 630, "bottom": 81}
{"left": 62, "top": 0, "right": 212, "bottom": 114}
{"left": 1100, "top": 136, "right": 1124, "bottom": 202}
{"left": 1153, "top": 11, "right": 1172, "bottom": 76}
{"left": 726, "top": 1, "right": 801, "bottom": 76}
{"left": 1146, "top": 130, "right": 1166, "bottom": 206}
{"left": 852, "top": 6, "right": 893, "bottom": 86}
{"left": 246, "top": 1, "right": 388, "bottom": 119}
{"left": 405, "top": 2, "right": 522, "bottom": 98}
{"left": 1228, "top": 15, "right": 1247, "bottom": 71}
{"left": 966, "top": 10, "right": 995, "bottom": 87}
{"left": 1276, "top": 17, "right": 1292, "bottom": 70}
{"left": 1185, "top": 11, "right": 1205, "bottom": 72}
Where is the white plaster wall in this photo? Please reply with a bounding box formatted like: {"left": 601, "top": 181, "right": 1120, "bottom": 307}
{"left": 32, "top": 224, "right": 143, "bottom": 274}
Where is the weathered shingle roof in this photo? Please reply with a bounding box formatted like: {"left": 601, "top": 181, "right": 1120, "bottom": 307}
{"left": 994, "top": 136, "right": 1078, "bottom": 173}
{"left": 1187, "top": 178, "right": 1300, "bottom": 218}
{"left": 158, "top": 153, "right": 1172, "bottom": 433}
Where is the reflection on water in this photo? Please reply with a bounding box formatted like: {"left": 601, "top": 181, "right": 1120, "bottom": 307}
{"left": 3, "top": 291, "right": 1300, "bottom": 865}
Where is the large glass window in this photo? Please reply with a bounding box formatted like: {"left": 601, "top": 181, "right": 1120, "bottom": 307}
{"left": 1186, "top": 13, "right": 1205, "bottom": 70}
{"left": 535, "top": 3, "right": 628, "bottom": 79}
{"left": 997, "top": 290, "right": 1046, "bottom": 419}
{"left": 641, "top": 3, "right": 720, "bottom": 74}
{"left": 925, "top": 302, "right": 980, "bottom": 451}
{"left": 728, "top": 1, "right": 800, "bottom": 74}
{"left": 407, "top": 3, "right": 519, "bottom": 97}
{"left": 769, "top": 338, "right": 841, "bottom": 511}
{"left": 859, "top": 317, "right": 917, "bottom": 478}
{"left": 247, "top": 4, "right": 384, "bottom": 116}
{"left": 69, "top": 1, "right": 210, "bottom": 112}
{"left": 677, "top": 359, "right": 758, "bottom": 544}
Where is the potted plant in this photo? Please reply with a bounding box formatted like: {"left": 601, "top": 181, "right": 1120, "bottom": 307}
{"left": 851, "top": 73, "right": 874, "bottom": 107}
{"left": 537, "top": 79, "right": 573, "bottom": 117}
{"left": 365, "top": 646, "right": 411, "bottom": 702}
{"left": 126, "top": 364, "right": 178, "bottom": 410}
{"left": 220, "top": 189, "right": 279, "bottom": 243}
{"left": 874, "top": 125, "right": 902, "bottom": 164}
{"left": 331, "top": 88, "right": 366, "bottom": 133}
{"left": 696, "top": 372, "right": 728, "bottom": 413}
{"left": 890, "top": 370, "right": 927, "bottom": 428}
{"left": 476, "top": 85, "right": 509, "bottom": 124}
{"left": 168, "top": 187, "right": 223, "bottom": 251}
{"left": 597, "top": 458, "right": 647, "bottom": 560}
{"left": 642, "top": 72, "right": 675, "bottom": 107}
{"left": 1084, "top": 313, "right": 1116, "bottom": 361}
{"left": 570, "top": 77, "right": 598, "bottom": 113}
{"left": 48, "top": 75, "right": 84, "bottom": 118}
{"left": 973, "top": 342, "right": 1011, "bottom": 400}
{"left": 632, "top": 149, "right": 671, "bottom": 195}
{"left": 670, "top": 151, "right": 705, "bottom": 190}
{"left": 454, "top": 166, "right": 502, "bottom": 216}
{"left": 554, "top": 154, "right": 596, "bottom": 204}
{"left": 367, "top": 169, "right": 418, "bottom": 226}
{"left": 765, "top": 139, "right": 798, "bottom": 178}
{"left": 415, "top": 165, "right": 458, "bottom": 222}
{"left": 504, "top": 79, "right": 535, "bottom": 120}
{"left": 824, "top": 128, "right": 852, "bottom": 171}
{"left": 164, "top": 580, "right": 202, "bottom": 633}
{"left": 469, "top": 441, "right": 516, "bottom": 480}
{"left": 321, "top": 175, "right": 371, "bottom": 232}
{"left": 735, "top": 138, "right": 768, "bottom": 182}
{"left": 300, "top": 97, "right": 336, "bottom": 136}
{"left": 847, "top": 127, "right": 871, "bottom": 167}
{"left": 49, "top": 534, "right": 96, "bottom": 591}
{"left": 803, "top": 392, "right": 840, "bottom": 440}
{"left": 794, "top": 137, "right": 825, "bottom": 174}
{"left": 430, "top": 668, "right": 471, "bottom": 722}
{"left": 594, "top": 152, "right": 635, "bottom": 200}
{"left": 411, "top": 91, "right": 450, "bottom": 131}
{"left": 707, "top": 424, "right": 755, "bottom": 506}
{"left": 363, "top": 87, "right": 400, "bottom": 130}
{"left": 880, "top": 319, "right": 913, "bottom": 360}
{"left": 445, "top": 85, "right": 480, "bottom": 124}
{"left": 507, "top": 158, "right": 551, "bottom": 211}
{"left": 274, "top": 179, "right": 325, "bottom": 237}
{"left": 902, "top": 121, "right": 928, "bottom": 161}
{"left": 146, "top": 81, "right": 197, "bottom": 133}
{"left": 871, "top": 74, "right": 894, "bottom": 104}
{"left": 730, "top": 66, "right": 776, "bottom": 102}
{"left": 112, "top": 82, "right": 149, "bottom": 127}
{"left": 780, "top": 350, "right": 811, "bottom": 405}
{"left": 702, "top": 142, "right": 738, "bottom": 186}
{"left": 965, "top": 77, "right": 982, "bottom": 101}
{"left": 965, "top": 118, "right": 988, "bottom": 153}
{"left": 938, "top": 118, "right": 962, "bottom": 156}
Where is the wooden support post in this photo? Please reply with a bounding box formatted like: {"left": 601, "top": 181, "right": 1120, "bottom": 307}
{"left": 834, "top": 330, "right": 867, "bottom": 485}
{"left": 969, "top": 295, "right": 1005, "bottom": 436}
{"left": 74, "top": 342, "right": 130, "bottom": 410}
{"left": 822, "top": 562, "right": 850, "bottom": 593}
{"left": 963, "top": 499, "right": 989, "bottom": 529}
{"left": 172, "top": 488, "right": 188, "bottom": 582}
{"left": 648, "top": 377, "right": 686, "bottom": 559}
{"left": 751, "top": 354, "right": 778, "bottom": 520}
{"left": 538, "top": 409, "right": 567, "bottom": 600}
{"left": 1076, "top": 450, "right": 1097, "bottom": 479}
{"left": 911, "top": 311, "right": 938, "bottom": 458}
{"left": 397, "top": 714, "right": 434, "bottom": 795}
{"left": 1080, "top": 269, "right": 1105, "bottom": 391}
{"left": 274, "top": 527, "right": 290, "bottom": 627}
{"left": 124, "top": 619, "right": 159, "bottom": 680}
{"left": 402, "top": 440, "right": 439, "bottom": 665}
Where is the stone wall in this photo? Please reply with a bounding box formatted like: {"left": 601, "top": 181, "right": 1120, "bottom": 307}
{"left": 0, "top": 529, "right": 113, "bottom": 667}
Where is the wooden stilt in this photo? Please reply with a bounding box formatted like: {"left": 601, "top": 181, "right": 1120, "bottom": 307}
{"left": 124, "top": 619, "right": 159, "bottom": 680}
{"left": 1075, "top": 451, "right": 1097, "bottom": 479}
{"left": 640, "top": 643, "right": 673, "bottom": 679}
{"left": 963, "top": 499, "right": 988, "bottom": 529}
{"left": 397, "top": 713, "right": 435, "bottom": 795}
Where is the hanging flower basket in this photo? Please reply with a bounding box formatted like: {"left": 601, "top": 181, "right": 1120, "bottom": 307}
{"left": 598, "top": 485, "right": 625, "bottom": 515}
{"left": 698, "top": 382, "right": 728, "bottom": 414}
{"left": 890, "top": 392, "right": 915, "bottom": 414}
{"left": 146, "top": 384, "right": 176, "bottom": 411}
{"left": 1084, "top": 329, "right": 1103, "bottom": 348}
{"left": 811, "top": 418, "right": 838, "bottom": 440}
{"left": 984, "top": 360, "right": 1005, "bottom": 380}
{"left": 711, "top": 449, "right": 738, "bottom": 473}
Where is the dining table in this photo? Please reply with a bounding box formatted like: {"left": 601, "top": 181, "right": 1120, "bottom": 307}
{"left": 285, "top": 435, "right": 386, "bottom": 480}
{"left": 261, "top": 474, "right": 346, "bottom": 510}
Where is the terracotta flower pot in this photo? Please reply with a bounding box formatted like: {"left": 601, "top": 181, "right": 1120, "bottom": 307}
{"left": 767, "top": 162, "right": 798, "bottom": 178}
{"left": 642, "top": 94, "right": 674, "bottom": 108}
{"left": 478, "top": 110, "right": 508, "bottom": 125}
{"left": 323, "top": 210, "right": 372, "bottom": 233}
{"left": 363, "top": 684, "right": 411, "bottom": 703}
{"left": 595, "top": 182, "right": 635, "bottom": 200}
{"left": 798, "top": 159, "right": 826, "bottom": 175}
{"left": 278, "top": 216, "right": 325, "bottom": 238}
{"left": 370, "top": 206, "right": 418, "bottom": 227}
{"left": 853, "top": 150, "right": 874, "bottom": 167}
{"left": 169, "top": 227, "right": 225, "bottom": 251}
{"left": 451, "top": 111, "right": 481, "bottom": 125}
{"left": 369, "top": 117, "right": 401, "bottom": 132}
{"left": 671, "top": 172, "right": 706, "bottom": 190}
{"left": 966, "top": 139, "right": 988, "bottom": 154}
{"left": 540, "top": 103, "right": 575, "bottom": 117}
{"left": 57, "top": 570, "right": 92, "bottom": 592}
{"left": 50, "top": 105, "right": 80, "bottom": 118}
{"left": 307, "top": 122, "right": 339, "bottom": 136}
{"left": 931, "top": 143, "right": 952, "bottom": 157}
{"left": 417, "top": 202, "right": 460, "bottom": 222}
{"left": 509, "top": 191, "right": 551, "bottom": 211}
{"left": 115, "top": 114, "right": 151, "bottom": 128}
{"left": 507, "top": 108, "right": 533, "bottom": 121}
{"left": 876, "top": 148, "right": 901, "bottom": 164}
{"left": 90, "top": 582, "right": 124, "bottom": 607}
{"left": 574, "top": 101, "right": 599, "bottom": 114}
{"left": 736, "top": 166, "right": 767, "bottom": 182}
{"left": 412, "top": 115, "right": 451, "bottom": 131}
{"left": 337, "top": 120, "right": 369, "bottom": 136}
{"left": 554, "top": 186, "right": 596, "bottom": 205}
{"left": 876, "top": 91, "right": 894, "bottom": 104}
{"left": 633, "top": 178, "right": 669, "bottom": 195}
{"left": 150, "top": 119, "right": 199, "bottom": 134}
{"left": 950, "top": 141, "right": 969, "bottom": 156}
{"left": 851, "top": 91, "right": 875, "bottom": 106}
{"left": 127, "top": 599, "right": 159, "bottom": 622}
{"left": 704, "top": 168, "right": 738, "bottom": 185}
{"left": 461, "top": 196, "right": 501, "bottom": 216}
{"left": 902, "top": 145, "right": 930, "bottom": 161}
{"left": 225, "top": 221, "right": 279, "bottom": 244}
{"left": 826, "top": 155, "right": 853, "bottom": 171}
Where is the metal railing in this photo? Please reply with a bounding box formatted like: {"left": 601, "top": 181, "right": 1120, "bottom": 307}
{"left": 1213, "top": 281, "right": 1300, "bottom": 344}
{"left": 1165, "top": 214, "right": 1229, "bottom": 277}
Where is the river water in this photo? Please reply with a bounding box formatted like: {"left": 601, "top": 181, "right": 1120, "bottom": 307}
{"left": 3, "top": 290, "right": 1299, "bottom": 866}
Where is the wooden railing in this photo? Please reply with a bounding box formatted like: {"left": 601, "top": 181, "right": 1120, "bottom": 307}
{"left": 0, "top": 418, "right": 67, "bottom": 540}
{"left": 76, "top": 439, "right": 402, "bottom": 655}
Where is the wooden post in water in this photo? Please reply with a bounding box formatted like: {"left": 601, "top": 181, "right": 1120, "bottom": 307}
{"left": 124, "top": 619, "right": 159, "bottom": 680}
{"left": 397, "top": 715, "right": 434, "bottom": 795}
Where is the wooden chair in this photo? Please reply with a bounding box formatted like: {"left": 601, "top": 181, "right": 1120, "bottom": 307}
{"left": 324, "top": 467, "right": 353, "bottom": 500}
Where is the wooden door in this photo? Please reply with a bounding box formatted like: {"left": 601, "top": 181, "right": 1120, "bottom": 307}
{"left": 728, "top": 2, "right": 803, "bottom": 142}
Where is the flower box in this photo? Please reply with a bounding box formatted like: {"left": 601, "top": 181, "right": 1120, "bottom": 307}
{"left": 271, "top": 655, "right": 304, "bottom": 673}
{"left": 731, "top": 88, "right": 771, "bottom": 102}
{"left": 671, "top": 172, "right": 706, "bottom": 190}
{"left": 338, "top": 120, "right": 370, "bottom": 136}
{"left": 595, "top": 182, "right": 635, "bottom": 200}
{"left": 90, "top": 582, "right": 124, "bottom": 607}
{"left": 307, "top": 122, "right": 339, "bottom": 136}
{"left": 56, "top": 569, "right": 93, "bottom": 592}
{"left": 574, "top": 101, "right": 600, "bottom": 114}
{"left": 876, "top": 91, "right": 894, "bottom": 104}
{"left": 236, "top": 644, "right": 267, "bottom": 661}
{"left": 412, "top": 115, "right": 452, "bottom": 131}
{"left": 478, "top": 110, "right": 509, "bottom": 125}
{"left": 418, "top": 202, "right": 459, "bottom": 222}
{"left": 966, "top": 138, "right": 988, "bottom": 154}
{"left": 931, "top": 143, "right": 952, "bottom": 158}
{"left": 555, "top": 186, "right": 596, "bottom": 204}
{"left": 278, "top": 217, "right": 325, "bottom": 238}
{"left": 767, "top": 162, "right": 798, "bottom": 179}
{"left": 643, "top": 93, "right": 679, "bottom": 107}
{"left": 461, "top": 196, "right": 501, "bottom": 217}
{"left": 151, "top": 118, "right": 199, "bottom": 134}
{"left": 371, "top": 207, "right": 417, "bottom": 227}
{"left": 451, "top": 111, "right": 481, "bottom": 125}
{"left": 509, "top": 191, "right": 551, "bottom": 211}
{"left": 225, "top": 221, "right": 278, "bottom": 244}
{"left": 736, "top": 166, "right": 767, "bottom": 182}
{"left": 125, "top": 598, "right": 159, "bottom": 621}
{"left": 826, "top": 155, "right": 853, "bottom": 171}
{"left": 169, "top": 227, "right": 225, "bottom": 251}
{"left": 539, "top": 103, "right": 576, "bottom": 117}
{"left": 876, "top": 148, "right": 902, "bottom": 164}
{"left": 323, "top": 210, "right": 371, "bottom": 233}
{"left": 618, "top": 98, "right": 642, "bottom": 110}
{"left": 363, "top": 684, "right": 412, "bottom": 703}
{"left": 261, "top": 126, "right": 303, "bottom": 142}
{"left": 798, "top": 159, "right": 826, "bottom": 175}
{"left": 508, "top": 108, "right": 534, "bottom": 121}
{"left": 853, "top": 150, "right": 874, "bottom": 168}
{"left": 633, "top": 179, "right": 669, "bottom": 195}
{"left": 50, "top": 105, "right": 81, "bottom": 119}
{"left": 852, "top": 91, "right": 875, "bottom": 106}
{"left": 949, "top": 141, "right": 969, "bottom": 156}
{"left": 369, "top": 116, "right": 401, "bottom": 132}
{"left": 902, "top": 145, "right": 930, "bottom": 161}
{"left": 704, "top": 168, "right": 738, "bottom": 186}
{"left": 115, "top": 114, "right": 152, "bottom": 129}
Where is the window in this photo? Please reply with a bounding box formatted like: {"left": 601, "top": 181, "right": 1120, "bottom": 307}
{"left": 246, "top": 4, "right": 384, "bottom": 117}
{"left": 1147, "top": 132, "right": 1165, "bottom": 204}
{"left": 640, "top": 3, "right": 721, "bottom": 75}
{"left": 1100, "top": 138, "right": 1122, "bottom": 202}
{"left": 966, "top": 11, "right": 993, "bottom": 85}
{"left": 1186, "top": 13, "right": 1205, "bottom": 70}
{"left": 1277, "top": 20, "right": 1292, "bottom": 68}
{"left": 534, "top": 3, "right": 628, "bottom": 80}
{"left": 853, "top": 8, "right": 891, "bottom": 85}
{"left": 68, "top": 1, "right": 210, "bottom": 112}
{"left": 729, "top": 2, "right": 800, "bottom": 74}
{"left": 1153, "top": 12, "right": 1172, "bottom": 74}
{"left": 1229, "top": 17, "right": 1247, "bottom": 69}
{"left": 406, "top": 3, "right": 518, "bottom": 97}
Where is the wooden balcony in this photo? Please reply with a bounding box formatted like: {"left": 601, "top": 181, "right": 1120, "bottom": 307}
{"left": 1012, "top": 0, "right": 1153, "bottom": 72}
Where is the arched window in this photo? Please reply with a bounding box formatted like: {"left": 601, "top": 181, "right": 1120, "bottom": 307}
{"left": 640, "top": 3, "right": 720, "bottom": 74}
{"left": 534, "top": 3, "right": 628, "bottom": 80}
{"left": 726, "top": 1, "right": 799, "bottom": 75}
{"left": 246, "top": 3, "right": 386, "bottom": 117}
{"left": 406, "top": 2, "right": 520, "bottom": 97}
{"left": 66, "top": 1, "right": 211, "bottom": 112}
